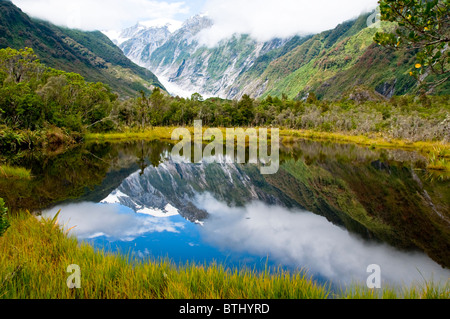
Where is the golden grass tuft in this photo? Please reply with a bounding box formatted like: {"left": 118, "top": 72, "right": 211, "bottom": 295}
{"left": 0, "top": 165, "right": 32, "bottom": 180}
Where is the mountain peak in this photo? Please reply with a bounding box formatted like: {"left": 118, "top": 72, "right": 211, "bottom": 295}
{"left": 139, "top": 18, "right": 183, "bottom": 33}
{"left": 181, "top": 14, "right": 213, "bottom": 32}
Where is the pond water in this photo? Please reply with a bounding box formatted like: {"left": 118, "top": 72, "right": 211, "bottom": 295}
{"left": 1, "top": 138, "right": 449, "bottom": 289}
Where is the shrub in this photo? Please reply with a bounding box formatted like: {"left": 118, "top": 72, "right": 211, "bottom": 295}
{"left": 0, "top": 128, "right": 25, "bottom": 152}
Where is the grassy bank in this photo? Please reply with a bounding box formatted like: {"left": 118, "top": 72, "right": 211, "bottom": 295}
{"left": 280, "top": 129, "right": 450, "bottom": 171}
{"left": 0, "top": 211, "right": 448, "bottom": 299}
{"left": 0, "top": 165, "right": 31, "bottom": 180}
{"left": 84, "top": 127, "right": 178, "bottom": 142}
{"left": 85, "top": 127, "right": 450, "bottom": 171}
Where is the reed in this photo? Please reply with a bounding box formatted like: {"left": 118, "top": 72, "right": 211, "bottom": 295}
{"left": 0, "top": 212, "right": 448, "bottom": 299}
{"left": 0, "top": 165, "right": 32, "bottom": 180}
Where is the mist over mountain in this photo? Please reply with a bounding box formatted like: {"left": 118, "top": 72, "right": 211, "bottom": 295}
{"left": 0, "top": 0, "right": 165, "bottom": 98}
{"left": 112, "top": 15, "right": 294, "bottom": 99}
{"left": 4, "top": 0, "right": 445, "bottom": 101}
{"left": 110, "top": 10, "right": 437, "bottom": 100}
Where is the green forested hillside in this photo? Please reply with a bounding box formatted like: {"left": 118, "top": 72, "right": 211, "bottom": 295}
{"left": 0, "top": 0, "right": 165, "bottom": 98}
{"left": 234, "top": 13, "right": 449, "bottom": 100}
{"left": 0, "top": 48, "right": 117, "bottom": 138}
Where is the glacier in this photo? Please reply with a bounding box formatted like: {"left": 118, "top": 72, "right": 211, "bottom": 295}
{"left": 105, "top": 15, "right": 290, "bottom": 99}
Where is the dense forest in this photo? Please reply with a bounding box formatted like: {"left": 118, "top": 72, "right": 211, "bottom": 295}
{"left": 1, "top": 47, "right": 449, "bottom": 157}
{"left": 0, "top": 0, "right": 164, "bottom": 97}
{"left": 0, "top": 48, "right": 116, "bottom": 152}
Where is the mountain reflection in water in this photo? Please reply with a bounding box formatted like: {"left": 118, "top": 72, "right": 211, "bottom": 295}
{"left": 39, "top": 140, "right": 449, "bottom": 288}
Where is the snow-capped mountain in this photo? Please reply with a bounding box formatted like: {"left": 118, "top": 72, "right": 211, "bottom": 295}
{"left": 119, "top": 24, "right": 172, "bottom": 65}
{"left": 100, "top": 157, "right": 290, "bottom": 223}
{"left": 109, "top": 15, "right": 288, "bottom": 99}
{"left": 105, "top": 11, "right": 424, "bottom": 101}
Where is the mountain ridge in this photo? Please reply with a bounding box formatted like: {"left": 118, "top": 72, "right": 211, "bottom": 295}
{"left": 113, "top": 11, "right": 449, "bottom": 99}
{"left": 0, "top": 0, "right": 166, "bottom": 98}
{"left": 116, "top": 15, "right": 292, "bottom": 99}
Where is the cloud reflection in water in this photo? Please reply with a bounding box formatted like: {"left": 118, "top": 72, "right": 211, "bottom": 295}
{"left": 193, "top": 193, "right": 450, "bottom": 286}
{"left": 42, "top": 196, "right": 449, "bottom": 287}
{"left": 42, "top": 202, "right": 185, "bottom": 242}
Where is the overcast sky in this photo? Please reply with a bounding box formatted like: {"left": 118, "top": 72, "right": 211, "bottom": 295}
{"left": 12, "top": 0, "right": 379, "bottom": 45}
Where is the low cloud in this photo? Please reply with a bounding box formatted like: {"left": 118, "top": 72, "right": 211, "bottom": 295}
{"left": 12, "top": 0, "right": 379, "bottom": 45}
{"left": 197, "top": 0, "right": 379, "bottom": 46}
{"left": 12, "top": 0, "right": 189, "bottom": 31}
{"left": 194, "top": 193, "right": 450, "bottom": 286}
{"left": 41, "top": 195, "right": 450, "bottom": 287}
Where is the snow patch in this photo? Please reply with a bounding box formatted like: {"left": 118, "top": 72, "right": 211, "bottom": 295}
{"left": 102, "top": 30, "right": 130, "bottom": 46}
{"left": 101, "top": 190, "right": 129, "bottom": 204}
{"left": 137, "top": 204, "right": 180, "bottom": 218}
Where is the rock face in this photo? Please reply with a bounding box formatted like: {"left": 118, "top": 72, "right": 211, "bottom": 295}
{"left": 120, "top": 24, "right": 172, "bottom": 67}
{"left": 108, "top": 12, "right": 430, "bottom": 100}
{"left": 113, "top": 15, "right": 288, "bottom": 99}
{"left": 101, "top": 158, "right": 289, "bottom": 223}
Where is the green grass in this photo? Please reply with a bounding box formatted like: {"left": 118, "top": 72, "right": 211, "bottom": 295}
{"left": 0, "top": 211, "right": 328, "bottom": 299}
{"left": 335, "top": 281, "right": 450, "bottom": 299}
{"left": 0, "top": 165, "right": 32, "bottom": 180}
{"left": 427, "top": 146, "right": 450, "bottom": 171}
{"left": 1, "top": 211, "right": 448, "bottom": 299}
{"left": 84, "top": 127, "right": 178, "bottom": 142}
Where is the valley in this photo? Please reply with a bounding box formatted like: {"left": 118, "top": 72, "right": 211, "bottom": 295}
{"left": 110, "top": 11, "right": 446, "bottom": 100}
{"left": 0, "top": 0, "right": 449, "bottom": 301}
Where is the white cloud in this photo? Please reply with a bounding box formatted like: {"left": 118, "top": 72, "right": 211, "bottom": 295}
{"left": 197, "top": 0, "right": 379, "bottom": 46}
{"left": 11, "top": 0, "right": 189, "bottom": 31}
{"left": 194, "top": 193, "right": 450, "bottom": 286}
{"left": 140, "top": 18, "right": 184, "bottom": 33}
{"left": 40, "top": 195, "right": 450, "bottom": 287}
{"left": 12, "top": 0, "right": 379, "bottom": 44}
{"left": 41, "top": 202, "right": 185, "bottom": 241}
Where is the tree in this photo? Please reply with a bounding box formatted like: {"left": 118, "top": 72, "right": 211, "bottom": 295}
{"left": 191, "top": 93, "right": 204, "bottom": 102}
{"left": 0, "top": 47, "right": 44, "bottom": 84}
{"left": 138, "top": 90, "right": 149, "bottom": 131}
{"left": 306, "top": 92, "right": 318, "bottom": 104}
{"left": 149, "top": 87, "right": 166, "bottom": 126}
{"left": 374, "top": 0, "right": 450, "bottom": 93}
{"left": 238, "top": 94, "right": 255, "bottom": 126}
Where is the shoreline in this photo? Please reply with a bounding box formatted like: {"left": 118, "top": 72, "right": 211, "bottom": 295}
{"left": 84, "top": 127, "right": 450, "bottom": 172}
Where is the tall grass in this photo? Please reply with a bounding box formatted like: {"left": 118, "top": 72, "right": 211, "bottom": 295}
{"left": 335, "top": 280, "right": 450, "bottom": 299}
{"left": 0, "top": 212, "right": 328, "bottom": 299}
{"left": 84, "top": 127, "right": 178, "bottom": 142}
{"left": 0, "top": 165, "right": 32, "bottom": 180}
{"left": 427, "top": 146, "right": 450, "bottom": 171}
{"left": 279, "top": 129, "right": 450, "bottom": 172}
{"left": 0, "top": 212, "right": 448, "bottom": 299}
